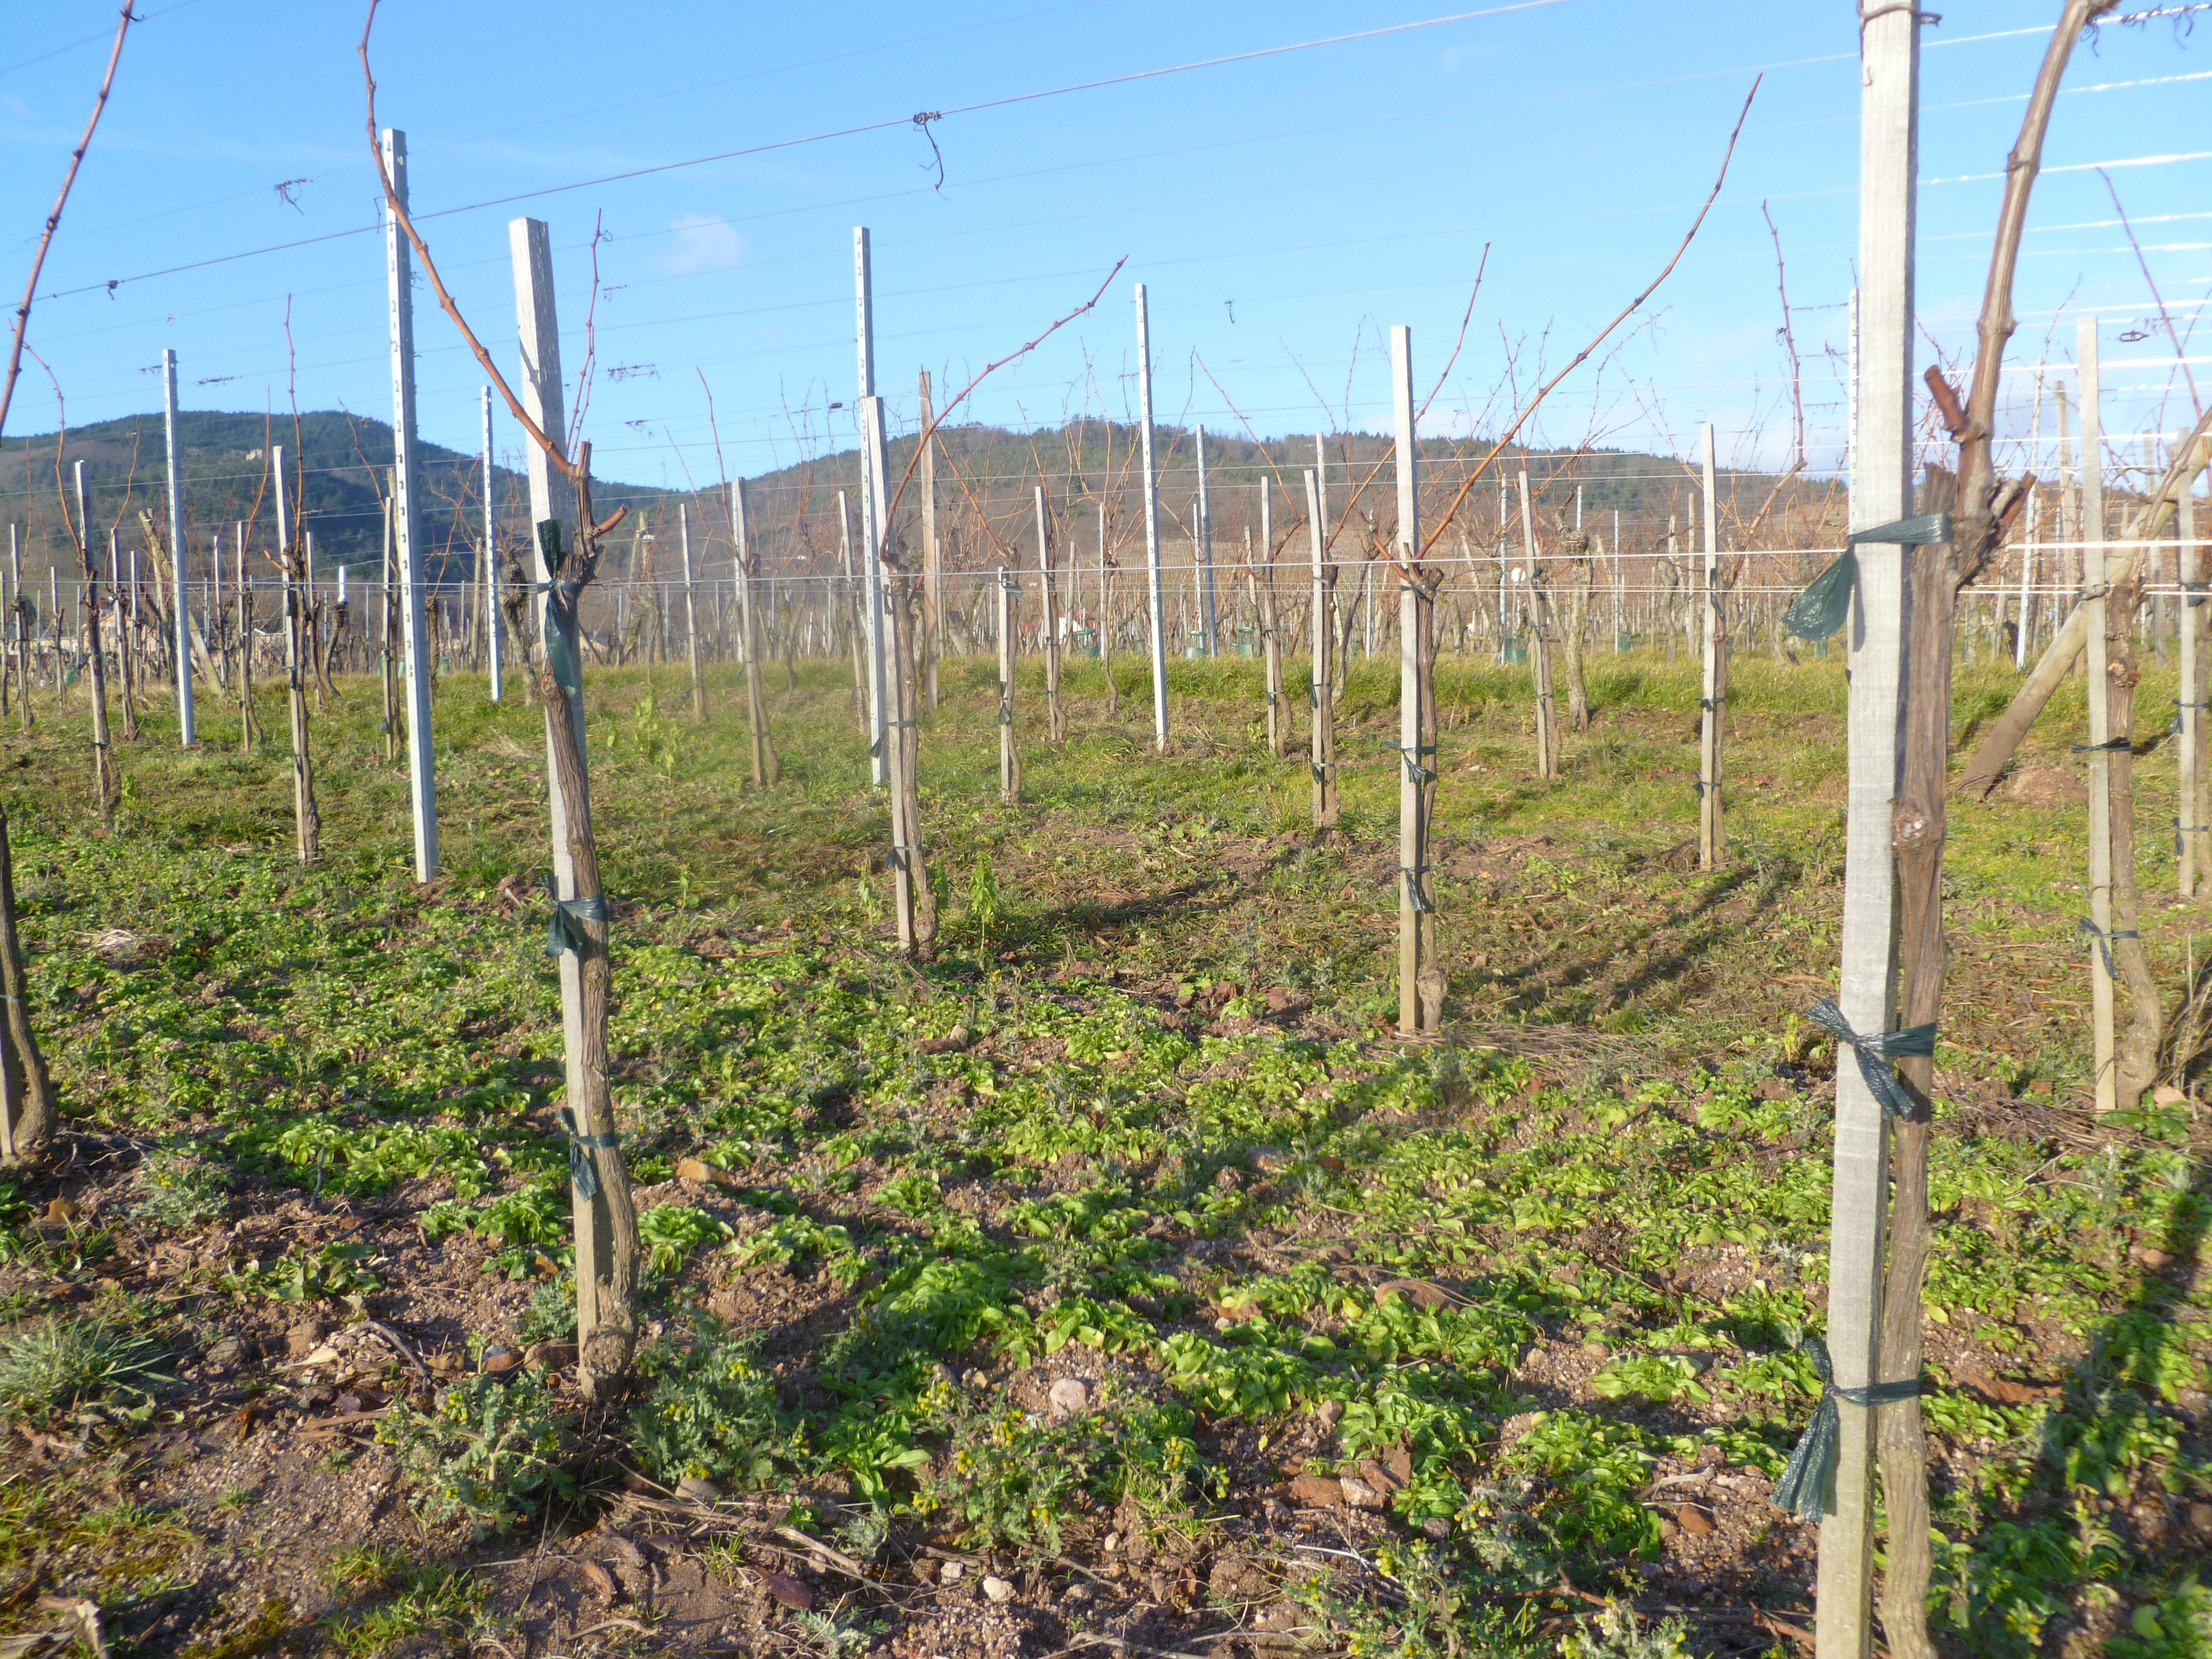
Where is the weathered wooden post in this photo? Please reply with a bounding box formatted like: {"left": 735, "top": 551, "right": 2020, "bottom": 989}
{"left": 1196, "top": 422, "right": 1218, "bottom": 657}
{"left": 119, "top": 542, "right": 138, "bottom": 741}
{"left": 271, "top": 446, "right": 319, "bottom": 863}
{"left": 677, "top": 501, "right": 705, "bottom": 720}
{"left": 1261, "top": 478, "right": 1285, "bottom": 757}
{"left": 383, "top": 129, "right": 439, "bottom": 880}
{"left": 1800, "top": 15, "right": 1919, "bottom": 1654}
{"left": 997, "top": 564, "right": 1020, "bottom": 800}
{"left": 483, "top": 386, "right": 502, "bottom": 702}
{"left": 237, "top": 536, "right": 260, "bottom": 751}
{"left": 7, "top": 531, "right": 25, "bottom": 733}
{"left": 1037, "top": 486, "right": 1064, "bottom": 740}
{"left": 837, "top": 491, "right": 868, "bottom": 738}
{"left": 161, "top": 349, "right": 194, "bottom": 745}
{"left": 919, "top": 368, "right": 941, "bottom": 710}
{"left": 1697, "top": 422, "right": 1727, "bottom": 868}
{"left": 1098, "top": 499, "right": 1117, "bottom": 716}
{"left": 855, "top": 228, "right": 888, "bottom": 783}
{"left": 2184, "top": 460, "right": 2207, "bottom": 895}
{"left": 732, "top": 480, "right": 777, "bottom": 785}
{"left": 2079, "top": 317, "right": 2118, "bottom": 1111}
{"left": 510, "top": 214, "right": 639, "bottom": 1397}
{"left": 1392, "top": 327, "right": 1440, "bottom": 1035}
{"left": 1135, "top": 284, "right": 1169, "bottom": 750}
{"left": 70, "top": 462, "right": 118, "bottom": 822}
{"left": 1516, "top": 469, "right": 1560, "bottom": 779}
{"left": 1307, "top": 468, "right": 1338, "bottom": 825}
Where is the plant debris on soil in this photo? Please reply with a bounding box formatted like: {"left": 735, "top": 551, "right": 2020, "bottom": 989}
{"left": 0, "top": 652, "right": 2205, "bottom": 1659}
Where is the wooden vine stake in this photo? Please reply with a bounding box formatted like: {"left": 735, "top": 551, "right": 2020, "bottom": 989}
{"left": 919, "top": 369, "right": 941, "bottom": 711}
{"left": 678, "top": 502, "right": 705, "bottom": 721}
{"left": 0, "top": 806, "right": 56, "bottom": 1164}
{"left": 1818, "top": 8, "right": 1917, "bottom": 1650}
{"left": 1515, "top": 470, "right": 1561, "bottom": 780}
{"left": 1391, "top": 327, "right": 1441, "bottom": 1036}
{"left": 161, "top": 349, "right": 195, "bottom": 746}
{"left": 1037, "top": 486, "right": 1065, "bottom": 740}
{"left": 996, "top": 565, "right": 1021, "bottom": 801}
{"left": 272, "top": 448, "right": 319, "bottom": 864}
{"left": 1135, "top": 284, "right": 1169, "bottom": 750}
{"left": 1260, "top": 477, "right": 1285, "bottom": 758}
{"left": 2184, "top": 465, "right": 2207, "bottom": 895}
{"left": 2080, "top": 318, "right": 2117, "bottom": 1111}
{"left": 1697, "top": 422, "right": 1727, "bottom": 868}
{"left": 859, "top": 393, "right": 929, "bottom": 954}
{"left": 68, "top": 464, "right": 119, "bottom": 824}
{"left": 507, "top": 215, "right": 639, "bottom": 1396}
{"left": 732, "top": 480, "right": 778, "bottom": 785}
{"left": 1307, "top": 464, "right": 1339, "bottom": 825}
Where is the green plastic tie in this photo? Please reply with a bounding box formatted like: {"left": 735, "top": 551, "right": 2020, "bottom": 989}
{"left": 1771, "top": 1335, "right": 1922, "bottom": 1523}
{"left": 558, "top": 1104, "right": 619, "bottom": 1202}
{"left": 540, "top": 874, "right": 608, "bottom": 958}
{"left": 1805, "top": 995, "right": 1934, "bottom": 1123}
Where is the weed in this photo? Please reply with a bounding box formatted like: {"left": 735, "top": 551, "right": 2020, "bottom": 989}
{"left": 380, "top": 1372, "right": 573, "bottom": 1538}
{"left": 132, "top": 1152, "right": 233, "bottom": 1229}
{"left": 520, "top": 1277, "right": 578, "bottom": 1344}
{"left": 1561, "top": 1601, "right": 1694, "bottom": 1659}
{"left": 628, "top": 1317, "right": 788, "bottom": 1488}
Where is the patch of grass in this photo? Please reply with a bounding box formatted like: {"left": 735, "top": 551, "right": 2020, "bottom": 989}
{"left": 326, "top": 1566, "right": 482, "bottom": 1656}
{"left": 0, "top": 1314, "right": 172, "bottom": 1421}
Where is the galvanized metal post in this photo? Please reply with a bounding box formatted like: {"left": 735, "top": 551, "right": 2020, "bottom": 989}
{"left": 384, "top": 128, "right": 439, "bottom": 880}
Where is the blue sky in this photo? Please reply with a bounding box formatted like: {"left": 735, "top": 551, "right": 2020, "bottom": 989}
{"left": 3, "top": 0, "right": 2205, "bottom": 488}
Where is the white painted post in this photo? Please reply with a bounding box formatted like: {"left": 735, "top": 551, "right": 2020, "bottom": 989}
{"left": 1135, "top": 284, "right": 1168, "bottom": 749}
{"left": 483, "top": 386, "right": 501, "bottom": 701}
{"left": 1196, "top": 422, "right": 1218, "bottom": 657}
{"left": 1820, "top": 14, "right": 1919, "bottom": 1656}
{"left": 384, "top": 129, "right": 439, "bottom": 881}
{"left": 161, "top": 349, "right": 194, "bottom": 745}
{"left": 1698, "top": 422, "right": 1724, "bottom": 868}
{"left": 2080, "top": 318, "right": 2116, "bottom": 1111}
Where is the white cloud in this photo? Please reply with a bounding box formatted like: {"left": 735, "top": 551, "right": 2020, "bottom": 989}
{"left": 653, "top": 214, "right": 745, "bottom": 276}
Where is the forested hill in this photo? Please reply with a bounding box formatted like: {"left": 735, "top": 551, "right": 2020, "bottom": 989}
{"left": 1, "top": 411, "right": 1839, "bottom": 586}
